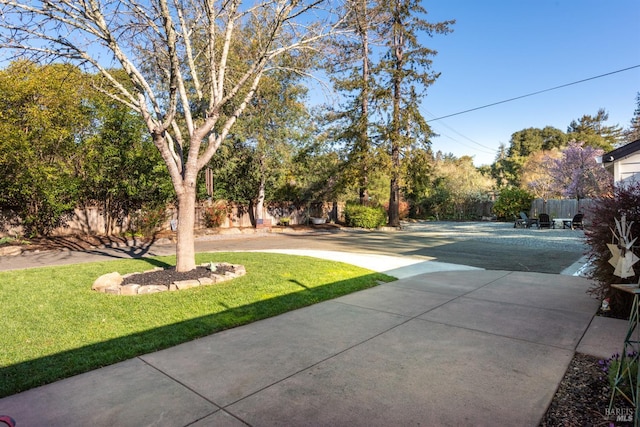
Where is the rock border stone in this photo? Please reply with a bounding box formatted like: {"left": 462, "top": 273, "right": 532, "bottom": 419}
{"left": 91, "top": 262, "right": 246, "bottom": 295}
{"left": 0, "top": 245, "right": 22, "bottom": 256}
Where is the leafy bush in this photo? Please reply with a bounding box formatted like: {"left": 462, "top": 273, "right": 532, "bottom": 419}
{"left": 129, "top": 203, "right": 168, "bottom": 238}
{"left": 492, "top": 187, "right": 534, "bottom": 220}
{"left": 585, "top": 182, "right": 640, "bottom": 316}
{"left": 202, "top": 200, "right": 230, "bottom": 228}
{"left": 344, "top": 203, "right": 387, "bottom": 229}
{"left": 0, "top": 236, "right": 29, "bottom": 246}
{"left": 412, "top": 185, "right": 450, "bottom": 220}
{"left": 279, "top": 217, "right": 291, "bottom": 226}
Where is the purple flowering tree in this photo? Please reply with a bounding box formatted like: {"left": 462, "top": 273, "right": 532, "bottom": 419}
{"left": 549, "top": 141, "right": 613, "bottom": 206}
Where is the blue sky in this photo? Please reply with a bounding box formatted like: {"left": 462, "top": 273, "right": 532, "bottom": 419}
{"left": 418, "top": 0, "right": 640, "bottom": 166}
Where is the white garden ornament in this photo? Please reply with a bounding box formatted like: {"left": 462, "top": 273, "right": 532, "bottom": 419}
{"left": 608, "top": 216, "right": 639, "bottom": 279}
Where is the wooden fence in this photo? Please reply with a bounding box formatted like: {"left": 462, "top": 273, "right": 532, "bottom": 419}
{"left": 0, "top": 201, "right": 343, "bottom": 237}
{"left": 529, "top": 198, "right": 594, "bottom": 218}
{"left": 1, "top": 198, "right": 595, "bottom": 237}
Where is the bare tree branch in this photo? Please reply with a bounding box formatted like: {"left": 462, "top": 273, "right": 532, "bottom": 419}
{"left": 0, "top": 0, "right": 344, "bottom": 271}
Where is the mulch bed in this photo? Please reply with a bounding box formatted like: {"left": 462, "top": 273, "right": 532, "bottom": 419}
{"left": 121, "top": 266, "right": 212, "bottom": 287}
{"left": 120, "top": 263, "right": 240, "bottom": 287}
{"left": 540, "top": 353, "right": 634, "bottom": 426}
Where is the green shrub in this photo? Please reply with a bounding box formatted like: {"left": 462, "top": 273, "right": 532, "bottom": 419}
{"left": 279, "top": 217, "right": 291, "bottom": 226}
{"left": 344, "top": 203, "right": 387, "bottom": 229}
{"left": 129, "top": 203, "right": 168, "bottom": 238}
{"left": 492, "top": 187, "right": 534, "bottom": 220}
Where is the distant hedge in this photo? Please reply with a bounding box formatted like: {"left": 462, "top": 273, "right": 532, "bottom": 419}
{"left": 344, "top": 204, "right": 387, "bottom": 229}
{"left": 492, "top": 187, "right": 534, "bottom": 220}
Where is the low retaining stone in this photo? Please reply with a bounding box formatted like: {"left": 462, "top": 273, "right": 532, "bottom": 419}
{"left": 92, "top": 262, "right": 246, "bottom": 295}
{"left": 0, "top": 246, "right": 22, "bottom": 256}
{"left": 174, "top": 279, "right": 201, "bottom": 290}
{"left": 92, "top": 272, "right": 124, "bottom": 291}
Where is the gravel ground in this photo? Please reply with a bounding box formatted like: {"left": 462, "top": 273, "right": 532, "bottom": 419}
{"left": 401, "top": 220, "right": 589, "bottom": 251}
{"left": 395, "top": 221, "right": 589, "bottom": 274}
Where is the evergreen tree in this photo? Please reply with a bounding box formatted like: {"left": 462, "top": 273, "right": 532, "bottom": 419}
{"left": 79, "top": 74, "right": 173, "bottom": 234}
{"left": 325, "top": 0, "right": 389, "bottom": 206}
{"left": 376, "top": 0, "right": 453, "bottom": 226}
{"left": 567, "top": 108, "right": 623, "bottom": 150}
{"left": 625, "top": 92, "right": 640, "bottom": 143}
{"left": 211, "top": 69, "right": 311, "bottom": 224}
{"left": 499, "top": 126, "right": 568, "bottom": 188}
{"left": 490, "top": 143, "right": 519, "bottom": 189}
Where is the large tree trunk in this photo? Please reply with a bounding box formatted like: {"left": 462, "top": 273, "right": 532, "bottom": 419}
{"left": 388, "top": 145, "right": 400, "bottom": 227}
{"left": 388, "top": 26, "right": 403, "bottom": 228}
{"left": 359, "top": 176, "right": 369, "bottom": 206}
{"left": 256, "top": 182, "right": 265, "bottom": 226}
{"left": 175, "top": 187, "right": 197, "bottom": 272}
{"left": 255, "top": 155, "right": 266, "bottom": 227}
{"left": 358, "top": 0, "right": 370, "bottom": 207}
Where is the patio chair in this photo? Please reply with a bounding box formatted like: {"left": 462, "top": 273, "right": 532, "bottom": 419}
{"left": 514, "top": 212, "right": 537, "bottom": 228}
{"left": 563, "top": 213, "right": 584, "bottom": 230}
{"left": 538, "top": 213, "right": 551, "bottom": 229}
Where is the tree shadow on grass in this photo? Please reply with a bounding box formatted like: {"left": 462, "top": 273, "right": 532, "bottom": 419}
{"left": 0, "top": 272, "right": 391, "bottom": 399}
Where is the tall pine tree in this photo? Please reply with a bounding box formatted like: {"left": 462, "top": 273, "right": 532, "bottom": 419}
{"left": 626, "top": 92, "right": 640, "bottom": 143}
{"left": 376, "top": 0, "right": 453, "bottom": 226}
{"left": 326, "top": 0, "right": 389, "bottom": 205}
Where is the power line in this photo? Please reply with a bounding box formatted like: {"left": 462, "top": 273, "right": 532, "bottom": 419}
{"left": 427, "top": 64, "right": 640, "bottom": 122}
{"left": 434, "top": 122, "right": 496, "bottom": 152}
{"left": 430, "top": 129, "right": 497, "bottom": 156}
{"left": 424, "top": 110, "right": 496, "bottom": 154}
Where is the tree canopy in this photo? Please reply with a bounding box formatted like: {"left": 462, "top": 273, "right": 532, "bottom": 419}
{"left": 566, "top": 108, "right": 623, "bottom": 151}
{"left": 548, "top": 141, "right": 612, "bottom": 202}
{"left": 0, "top": 61, "right": 89, "bottom": 235}
{"left": 625, "top": 92, "right": 640, "bottom": 143}
{"left": 375, "top": 0, "right": 454, "bottom": 226}
{"left": 0, "top": 0, "right": 344, "bottom": 271}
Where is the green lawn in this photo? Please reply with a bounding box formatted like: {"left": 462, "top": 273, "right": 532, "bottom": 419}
{"left": 0, "top": 252, "right": 394, "bottom": 398}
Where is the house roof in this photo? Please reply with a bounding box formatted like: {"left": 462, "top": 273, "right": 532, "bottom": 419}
{"left": 602, "top": 139, "right": 640, "bottom": 163}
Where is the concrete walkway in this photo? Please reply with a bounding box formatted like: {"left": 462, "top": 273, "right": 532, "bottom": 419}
{"left": 0, "top": 251, "right": 629, "bottom": 426}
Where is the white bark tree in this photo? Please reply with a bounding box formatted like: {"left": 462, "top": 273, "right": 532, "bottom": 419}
{"left": 0, "top": 0, "right": 345, "bottom": 271}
